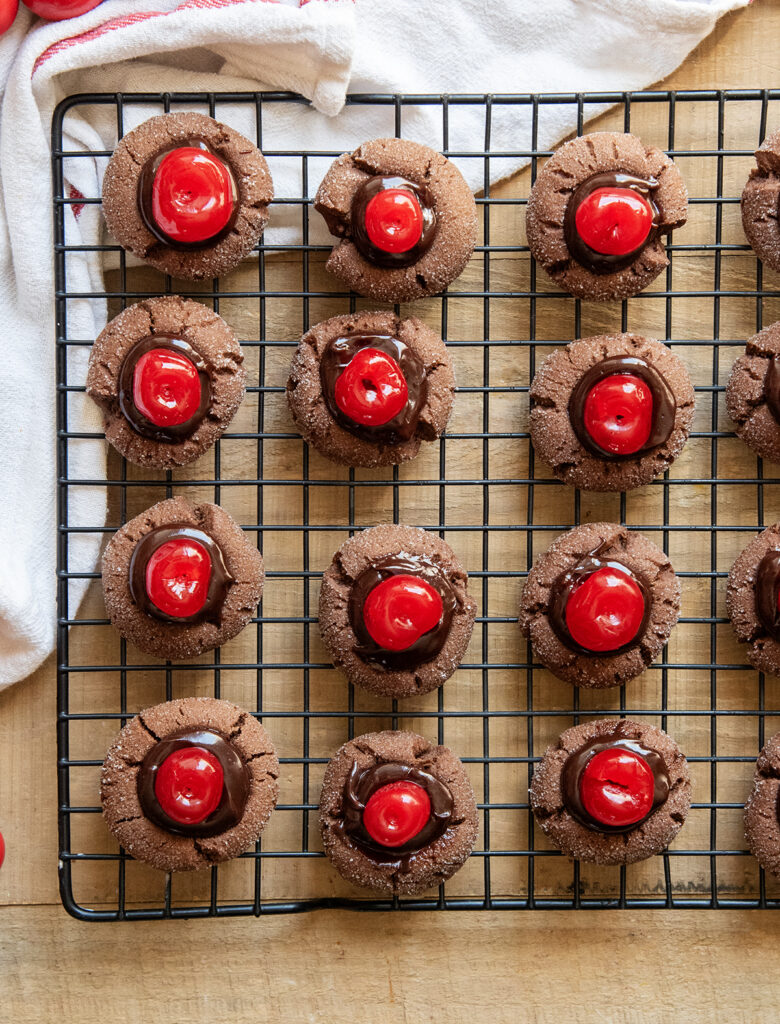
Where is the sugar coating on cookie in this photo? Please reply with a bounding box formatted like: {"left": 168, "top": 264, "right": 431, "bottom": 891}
{"left": 315, "top": 138, "right": 477, "bottom": 301}
{"left": 319, "top": 525, "right": 476, "bottom": 698}
{"left": 530, "top": 333, "right": 694, "bottom": 492}
{"left": 319, "top": 730, "right": 478, "bottom": 895}
{"left": 745, "top": 733, "right": 780, "bottom": 879}
{"left": 741, "top": 129, "right": 780, "bottom": 272}
{"left": 519, "top": 522, "right": 680, "bottom": 688}
{"left": 725, "top": 322, "right": 780, "bottom": 465}
{"left": 102, "top": 112, "right": 273, "bottom": 280}
{"left": 530, "top": 718, "right": 691, "bottom": 865}
{"left": 726, "top": 522, "right": 780, "bottom": 677}
{"left": 286, "top": 311, "right": 455, "bottom": 467}
{"left": 101, "top": 697, "right": 278, "bottom": 872}
{"left": 102, "top": 496, "right": 263, "bottom": 661}
{"left": 526, "top": 132, "right": 687, "bottom": 301}
{"left": 87, "top": 296, "right": 245, "bottom": 469}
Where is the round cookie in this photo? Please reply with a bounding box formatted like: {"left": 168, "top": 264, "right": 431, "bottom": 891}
{"left": 530, "top": 333, "right": 694, "bottom": 492}
{"left": 319, "top": 730, "right": 478, "bottom": 895}
{"left": 725, "top": 322, "right": 780, "bottom": 464}
{"left": 102, "top": 112, "right": 273, "bottom": 280}
{"left": 530, "top": 718, "right": 691, "bottom": 865}
{"left": 741, "top": 129, "right": 780, "bottom": 272}
{"left": 744, "top": 733, "right": 780, "bottom": 878}
{"left": 519, "top": 522, "right": 680, "bottom": 688}
{"left": 319, "top": 525, "right": 476, "bottom": 698}
{"left": 86, "top": 296, "right": 245, "bottom": 469}
{"left": 101, "top": 697, "right": 278, "bottom": 872}
{"left": 286, "top": 311, "right": 455, "bottom": 467}
{"left": 526, "top": 131, "right": 688, "bottom": 301}
{"left": 314, "top": 138, "right": 477, "bottom": 301}
{"left": 726, "top": 522, "right": 780, "bottom": 677}
{"left": 102, "top": 496, "right": 264, "bottom": 661}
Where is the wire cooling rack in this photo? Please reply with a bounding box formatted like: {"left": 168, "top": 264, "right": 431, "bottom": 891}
{"left": 55, "top": 90, "right": 780, "bottom": 920}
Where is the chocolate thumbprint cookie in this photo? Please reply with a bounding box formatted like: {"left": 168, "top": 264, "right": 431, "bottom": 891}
{"left": 519, "top": 522, "right": 680, "bottom": 688}
{"left": 526, "top": 132, "right": 687, "bottom": 301}
{"left": 102, "top": 497, "right": 263, "bottom": 661}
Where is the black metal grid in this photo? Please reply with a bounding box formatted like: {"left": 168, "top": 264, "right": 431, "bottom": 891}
{"left": 54, "top": 90, "right": 780, "bottom": 920}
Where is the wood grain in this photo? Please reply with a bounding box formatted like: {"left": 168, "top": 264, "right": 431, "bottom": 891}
{"left": 3, "top": 1, "right": 780, "bottom": 1020}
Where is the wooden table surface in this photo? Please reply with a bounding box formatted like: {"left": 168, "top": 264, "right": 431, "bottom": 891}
{"left": 4, "top": 3, "right": 780, "bottom": 1021}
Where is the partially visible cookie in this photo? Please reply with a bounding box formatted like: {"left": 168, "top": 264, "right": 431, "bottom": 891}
{"left": 726, "top": 522, "right": 780, "bottom": 677}
{"left": 530, "top": 718, "right": 691, "bottom": 865}
{"left": 745, "top": 733, "right": 780, "bottom": 878}
{"left": 286, "top": 311, "right": 455, "bottom": 467}
{"left": 526, "top": 131, "right": 687, "bottom": 301}
{"left": 318, "top": 730, "right": 478, "bottom": 895}
{"left": 519, "top": 522, "right": 680, "bottom": 688}
{"left": 102, "top": 112, "right": 273, "bottom": 280}
{"left": 314, "top": 138, "right": 477, "bottom": 301}
{"left": 318, "top": 525, "right": 477, "bottom": 698}
{"left": 101, "top": 697, "right": 278, "bottom": 872}
{"left": 102, "top": 496, "right": 264, "bottom": 661}
{"left": 741, "top": 129, "right": 780, "bottom": 272}
{"left": 530, "top": 333, "right": 694, "bottom": 492}
{"left": 87, "top": 296, "right": 245, "bottom": 469}
{"left": 725, "top": 322, "right": 780, "bottom": 464}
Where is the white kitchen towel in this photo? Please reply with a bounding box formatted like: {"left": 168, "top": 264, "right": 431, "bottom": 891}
{"left": 0, "top": 0, "right": 750, "bottom": 688}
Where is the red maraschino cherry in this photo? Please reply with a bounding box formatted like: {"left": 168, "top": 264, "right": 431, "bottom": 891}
{"left": 22, "top": 0, "right": 103, "bottom": 20}
{"left": 583, "top": 374, "right": 654, "bottom": 456}
{"left": 1, "top": 1, "right": 18, "bottom": 35}
{"left": 580, "top": 747, "right": 655, "bottom": 828}
{"left": 565, "top": 565, "right": 645, "bottom": 652}
{"left": 364, "top": 187, "right": 424, "bottom": 254}
{"left": 133, "top": 348, "right": 202, "bottom": 428}
{"left": 154, "top": 746, "right": 224, "bottom": 826}
{"left": 575, "top": 187, "right": 654, "bottom": 256}
{"left": 145, "top": 537, "right": 212, "bottom": 619}
{"left": 0, "top": 831, "right": 5, "bottom": 869}
{"left": 151, "top": 147, "right": 234, "bottom": 245}
{"left": 363, "top": 780, "right": 431, "bottom": 847}
{"left": 334, "top": 348, "right": 408, "bottom": 427}
{"left": 363, "top": 575, "right": 443, "bottom": 651}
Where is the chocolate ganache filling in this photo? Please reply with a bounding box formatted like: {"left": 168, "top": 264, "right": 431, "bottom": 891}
{"left": 349, "top": 555, "right": 457, "bottom": 671}
{"left": 350, "top": 175, "right": 437, "bottom": 268}
{"left": 568, "top": 354, "right": 676, "bottom": 460}
{"left": 337, "top": 760, "right": 454, "bottom": 869}
{"left": 137, "top": 138, "right": 239, "bottom": 250}
{"left": 763, "top": 355, "right": 780, "bottom": 426}
{"left": 320, "top": 333, "right": 428, "bottom": 444}
{"left": 755, "top": 550, "right": 780, "bottom": 641}
{"left": 137, "top": 727, "right": 250, "bottom": 838}
{"left": 129, "top": 524, "right": 234, "bottom": 625}
{"left": 561, "top": 724, "right": 670, "bottom": 833}
{"left": 563, "top": 171, "right": 661, "bottom": 273}
{"left": 118, "top": 335, "right": 212, "bottom": 443}
{"left": 548, "top": 540, "right": 651, "bottom": 655}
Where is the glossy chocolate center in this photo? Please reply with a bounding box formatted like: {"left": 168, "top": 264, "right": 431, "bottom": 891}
{"left": 756, "top": 549, "right": 780, "bottom": 641}
{"left": 350, "top": 176, "right": 437, "bottom": 268}
{"left": 561, "top": 725, "right": 670, "bottom": 833}
{"left": 763, "top": 355, "right": 780, "bottom": 425}
{"left": 128, "top": 523, "right": 234, "bottom": 625}
{"left": 348, "top": 554, "right": 457, "bottom": 671}
{"left": 118, "top": 335, "right": 212, "bottom": 443}
{"left": 569, "top": 355, "right": 676, "bottom": 460}
{"left": 564, "top": 171, "right": 661, "bottom": 273}
{"left": 137, "top": 727, "right": 250, "bottom": 838}
{"left": 320, "top": 333, "right": 427, "bottom": 444}
{"left": 336, "top": 760, "right": 454, "bottom": 870}
{"left": 137, "top": 138, "right": 239, "bottom": 250}
{"left": 548, "top": 539, "right": 651, "bottom": 656}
